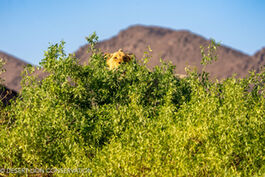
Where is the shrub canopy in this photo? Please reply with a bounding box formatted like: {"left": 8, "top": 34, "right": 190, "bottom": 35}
{"left": 0, "top": 36, "right": 265, "bottom": 176}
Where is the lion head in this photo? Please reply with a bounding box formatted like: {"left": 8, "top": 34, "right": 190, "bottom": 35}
{"left": 105, "top": 49, "right": 133, "bottom": 70}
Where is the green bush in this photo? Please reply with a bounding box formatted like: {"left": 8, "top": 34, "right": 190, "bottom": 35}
{"left": 0, "top": 35, "right": 265, "bottom": 176}
{"left": 0, "top": 57, "right": 6, "bottom": 108}
{"left": 0, "top": 58, "right": 10, "bottom": 138}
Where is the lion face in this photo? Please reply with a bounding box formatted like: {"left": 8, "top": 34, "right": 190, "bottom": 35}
{"left": 106, "top": 49, "right": 132, "bottom": 70}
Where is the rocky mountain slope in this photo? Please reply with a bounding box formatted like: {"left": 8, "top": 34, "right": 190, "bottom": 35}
{"left": 76, "top": 25, "right": 264, "bottom": 79}
{"left": 1, "top": 25, "right": 265, "bottom": 94}
{"left": 252, "top": 47, "right": 265, "bottom": 72}
{"left": 0, "top": 51, "right": 27, "bottom": 92}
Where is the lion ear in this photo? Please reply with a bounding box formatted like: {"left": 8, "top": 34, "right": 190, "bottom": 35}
{"left": 128, "top": 53, "right": 135, "bottom": 59}
{"left": 123, "top": 54, "right": 132, "bottom": 62}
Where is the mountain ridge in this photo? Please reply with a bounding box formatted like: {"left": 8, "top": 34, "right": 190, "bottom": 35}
{"left": 1, "top": 25, "right": 265, "bottom": 93}
{"left": 76, "top": 25, "right": 264, "bottom": 79}
{"left": 0, "top": 51, "right": 27, "bottom": 92}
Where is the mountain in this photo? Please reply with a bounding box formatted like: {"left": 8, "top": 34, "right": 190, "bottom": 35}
{"left": 1, "top": 25, "right": 264, "bottom": 95}
{"left": 252, "top": 47, "right": 265, "bottom": 72}
{"left": 0, "top": 51, "right": 27, "bottom": 92}
{"left": 76, "top": 25, "right": 262, "bottom": 79}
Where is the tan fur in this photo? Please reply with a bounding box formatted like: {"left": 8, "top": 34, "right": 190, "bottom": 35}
{"left": 105, "top": 49, "right": 133, "bottom": 70}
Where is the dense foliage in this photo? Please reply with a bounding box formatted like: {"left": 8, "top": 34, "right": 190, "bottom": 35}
{"left": 0, "top": 35, "right": 265, "bottom": 176}
{"left": 0, "top": 58, "right": 8, "bottom": 125}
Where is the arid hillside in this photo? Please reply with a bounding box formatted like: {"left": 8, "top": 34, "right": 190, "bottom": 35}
{"left": 0, "top": 51, "right": 27, "bottom": 92}
{"left": 252, "top": 47, "right": 265, "bottom": 72}
{"left": 1, "top": 25, "right": 265, "bottom": 94}
{"left": 76, "top": 25, "right": 264, "bottom": 79}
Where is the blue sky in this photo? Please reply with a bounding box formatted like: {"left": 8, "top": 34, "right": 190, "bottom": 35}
{"left": 0, "top": 0, "right": 265, "bottom": 65}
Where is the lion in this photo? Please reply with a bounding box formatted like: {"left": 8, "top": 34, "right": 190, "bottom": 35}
{"left": 105, "top": 49, "right": 133, "bottom": 70}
